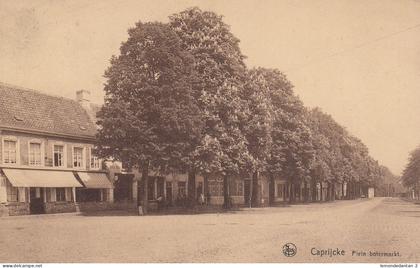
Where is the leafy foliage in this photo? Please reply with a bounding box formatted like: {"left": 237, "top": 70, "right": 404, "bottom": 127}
{"left": 96, "top": 22, "right": 203, "bottom": 173}
{"left": 401, "top": 146, "right": 420, "bottom": 187}
{"left": 170, "top": 7, "right": 253, "bottom": 176}
{"left": 96, "top": 8, "right": 392, "bottom": 206}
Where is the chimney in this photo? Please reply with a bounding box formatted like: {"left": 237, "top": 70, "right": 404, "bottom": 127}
{"left": 76, "top": 89, "right": 91, "bottom": 109}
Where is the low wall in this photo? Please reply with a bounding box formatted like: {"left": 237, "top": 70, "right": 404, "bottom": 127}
{"left": 5, "top": 202, "right": 30, "bottom": 216}
{"left": 77, "top": 201, "right": 137, "bottom": 212}
{"left": 0, "top": 201, "right": 137, "bottom": 217}
{"left": 45, "top": 202, "right": 76, "bottom": 214}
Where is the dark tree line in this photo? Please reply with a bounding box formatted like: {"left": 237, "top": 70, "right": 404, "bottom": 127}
{"left": 95, "top": 7, "right": 391, "bottom": 212}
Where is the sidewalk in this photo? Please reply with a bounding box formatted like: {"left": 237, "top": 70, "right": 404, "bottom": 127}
{"left": 0, "top": 198, "right": 369, "bottom": 218}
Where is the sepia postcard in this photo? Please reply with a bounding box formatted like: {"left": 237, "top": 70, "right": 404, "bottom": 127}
{"left": 0, "top": 1, "right": 419, "bottom": 267}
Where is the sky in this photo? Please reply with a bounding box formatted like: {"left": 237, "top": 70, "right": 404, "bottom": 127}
{"left": 1, "top": 0, "right": 419, "bottom": 175}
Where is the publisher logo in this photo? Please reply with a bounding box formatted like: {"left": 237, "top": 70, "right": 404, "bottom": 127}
{"left": 283, "top": 243, "right": 297, "bottom": 257}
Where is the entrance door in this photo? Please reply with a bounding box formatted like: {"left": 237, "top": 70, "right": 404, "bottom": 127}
{"left": 114, "top": 174, "right": 134, "bottom": 202}
{"left": 30, "top": 187, "right": 45, "bottom": 214}
{"left": 156, "top": 177, "right": 164, "bottom": 199}
{"left": 166, "top": 182, "right": 173, "bottom": 206}
{"left": 196, "top": 182, "right": 203, "bottom": 197}
{"left": 244, "top": 179, "right": 251, "bottom": 206}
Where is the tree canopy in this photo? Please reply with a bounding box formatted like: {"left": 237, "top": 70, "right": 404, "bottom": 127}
{"left": 96, "top": 7, "right": 393, "bottom": 209}
{"left": 402, "top": 146, "right": 420, "bottom": 188}
{"left": 96, "top": 22, "right": 203, "bottom": 174}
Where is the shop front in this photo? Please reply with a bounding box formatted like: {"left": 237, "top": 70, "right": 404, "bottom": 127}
{"left": 0, "top": 168, "right": 82, "bottom": 215}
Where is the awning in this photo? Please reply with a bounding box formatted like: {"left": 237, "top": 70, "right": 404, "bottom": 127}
{"left": 76, "top": 172, "right": 113, "bottom": 189}
{"left": 2, "top": 168, "right": 83, "bottom": 188}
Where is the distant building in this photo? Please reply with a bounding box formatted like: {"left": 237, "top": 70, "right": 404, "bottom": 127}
{"left": 368, "top": 187, "right": 375, "bottom": 198}
{"left": 0, "top": 83, "right": 135, "bottom": 216}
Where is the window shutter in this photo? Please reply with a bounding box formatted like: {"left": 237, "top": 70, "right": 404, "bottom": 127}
{"left": 50, "top": 188, "right": 56, "bottom": 202}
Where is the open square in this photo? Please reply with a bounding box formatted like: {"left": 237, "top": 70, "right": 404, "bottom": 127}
{"left": 1, "top": 197, "right": 419, "bottom": 263}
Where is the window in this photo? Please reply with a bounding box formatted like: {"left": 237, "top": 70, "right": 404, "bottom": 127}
{"left": 76, "top": 188, "right": 102, "bottom": 202}
{"left": 56, "top": 188, "right": 66, "bottom": 201}
{"left": 148, "top": 178, "right": 155, "bottom": 201}
{"left": 90, "top": 149, "right": 100, "bottom": 169}
{"left": 3, "top": 140, "right": 17, "bottom": 164}
{"left": 73, "top": 147, "right": 84, "bottom": 168}
{"left": 53, "top": 145, "right": 65, "bottom": 167}
{"left": 166, "top": 181, "right": 173, "bottom": 204}
{"left": 277, "top": 183, "right": 284, "bottom": 198}
{"left": 29, "top": 142, "right": 42, "bottom": 166}
{"left": 235, "top": 181, "right": 243, "bottom": 196}
{"left": 178, "top": 181, "right": 186, "bottom": 196}
{"left": 7, "top": 186, "right": 19, "bottom": 202}
{"left": 208, "top": 180, "right": 223, "bottom": 196}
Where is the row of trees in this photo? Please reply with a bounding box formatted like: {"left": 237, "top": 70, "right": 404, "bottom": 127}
{"left": 96, "top": 7, "right": 390, "bottom": 213}
{"left": 401, "top": 146, "right": 420, "bottom": 199}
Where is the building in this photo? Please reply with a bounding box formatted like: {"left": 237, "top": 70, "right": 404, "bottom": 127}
{"left": 136, "top": 171, "right": 278, "bottom": 209}
{"left": 0, "top": 83, "right": 136, "bottom": 216}
{"left": 368, "top": 187, "right": 375, "bottom": 198}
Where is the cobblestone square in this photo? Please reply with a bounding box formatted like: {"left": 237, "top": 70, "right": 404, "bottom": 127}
{"left": 1, "top": 197, "right": 419, "bottom": 263}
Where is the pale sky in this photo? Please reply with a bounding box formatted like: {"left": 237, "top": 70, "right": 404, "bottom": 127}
{"left": 1, "top": 0, "right": 419, "bottom": 175}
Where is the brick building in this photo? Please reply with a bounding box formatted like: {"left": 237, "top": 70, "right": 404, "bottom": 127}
{"left": 0, "top": 83, "right": 136, "bottom": 216}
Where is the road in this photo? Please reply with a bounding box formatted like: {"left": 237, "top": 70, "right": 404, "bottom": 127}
{"left": 0, "top": 197, "right": 419, "bottom": 263}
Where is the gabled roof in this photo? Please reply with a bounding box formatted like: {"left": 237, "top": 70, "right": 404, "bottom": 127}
{"left": 0, "top": 82, "right": 97, "bottom": 139}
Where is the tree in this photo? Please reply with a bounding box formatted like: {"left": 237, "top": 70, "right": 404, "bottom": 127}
{"left": 308, "top": 109, "right": 346, "bottom": 200}
{"left": 307, "top": 110, "right": 333, "bottom": 201}
{"left": 402, "top": 146, "right": 420, "bottom": 199}
{"left": 170, "top": 7, "right": 253, "bottom": 208}
{"left": 95, "top": 22, "right": 203, "bottom": 214}
{"left": 307, "top": 107, "right": 393, "bottom": 201}
{"left": 261, "top": 69, "right": 314, "bottom": 204}
{"left": 376, "top": 166, "right": 400, "bottom": 197}
{"left": 241, "top": 68, "right": 274, "bottom": 206}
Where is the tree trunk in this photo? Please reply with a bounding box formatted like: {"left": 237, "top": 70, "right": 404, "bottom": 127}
{"left": 141, "top": 163, "right": 149, "bottom": 214}
{"left": 251, "top": 172, "right": 259, "bottom": 207}
{"left": 288, "top": 182, "right": 294, "bottom": 204}
{"left": 356, "top": 182, "right": 359, "bottom": 198}
{"left": 353, "top": 182, "right": 356, "bottom": 199}
{"left": 341, "top": 183, "right": 345, "bottom": 200}
{"left": 347, "top": 182, "right": 351, "bottom": 199}
{"left": 304, "top": 181, "right": 308, "bottom": 203}
{"left": 187, "top": 169, "right": 196, "bottom": 208}
{"left": 298, "top": 182, "right": 302, "bottom": 202}
{"left": 311, "top": 180, "right": 317, "bottom": 202}
{"left": 345, "top": 182, "right": 349, "bottom": 199}
{"left": 320, "top": 181, "right": 323, "bottom": 201}
{"left": 332, "top": 183, "right": 336, "bottom": 201}
{"left": 269, "top": 174, "right": 275, "bottom": 206}
{"left": 223, "top": 174, "right": 231, "bottom": 209}
{"left": 203, "top": 174, "right": 209, "bottom": 205}
{"left": 326, "top": 182, "right": 330, "bottom": 201}
{"left": 283, "top": 182, "right": 288, "bottom": 203}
